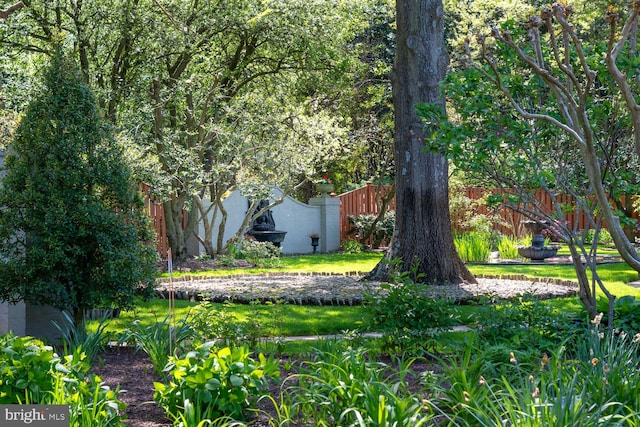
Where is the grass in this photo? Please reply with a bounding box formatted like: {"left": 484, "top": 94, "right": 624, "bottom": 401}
{"left": 94, "top": 251, "right": 640, "bottom": 341}
{"left": 467, "top": 262, "right": 640, "bottom": 298}
{"left": 160, "top": 252, "right": 383, "bottom": 278}
{"left": 97, "top": 298, "right": 367, "bottom": 338}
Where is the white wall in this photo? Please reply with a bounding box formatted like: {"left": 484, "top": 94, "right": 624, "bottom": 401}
{"left": 197, "top": 187, "right": 340, "bottom": 255}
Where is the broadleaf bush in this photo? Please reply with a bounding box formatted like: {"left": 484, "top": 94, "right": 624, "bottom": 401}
{"left": 0, "top": 333, "right": 124, "bottom": 426}
{"left": 154, "top": 342, "right": 279, "bottom": 423}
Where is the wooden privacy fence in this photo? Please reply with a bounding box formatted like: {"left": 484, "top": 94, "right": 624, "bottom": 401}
{"left": 338, "top": 183, "right": 395, "bottom": 242}
{"left": 140, "top": 184, "right": 169, "bottom": 257}
{"left": 338, "top": 184, "right": 638, "bottom": 242}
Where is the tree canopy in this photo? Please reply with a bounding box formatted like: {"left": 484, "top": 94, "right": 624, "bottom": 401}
{"left": 0, "top": 49, "right": 157, "bottom": 326}
{"left": 428, "top": 1, "right": 640, "bottom": 318}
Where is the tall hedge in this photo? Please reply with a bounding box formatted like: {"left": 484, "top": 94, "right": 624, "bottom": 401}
{"left": 0, "top": 49, "right": 157, "bottom": 326}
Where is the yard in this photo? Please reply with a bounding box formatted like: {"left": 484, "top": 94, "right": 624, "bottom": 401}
{"left": 77, "top": 252, "right": 640, "bottom": 426}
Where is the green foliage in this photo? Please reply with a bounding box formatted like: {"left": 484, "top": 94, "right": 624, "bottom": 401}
{"left": 472, "top": 293, "right": 582, "bottom": 360}
{"left": 236, "top": 240, "right": 281, "bottom": 267}
{"left": 454, "top": 233, "right": 492, "bottom": 262}
{"left": 154, "top": 343, "right": 279, "bottom": 422}
{"left": 0, "top": 334, "right": 59, "bottom": 404}
{"left": 584, "top": 228, "right": 614, "bottom": 245}
{"left": 52, "top": 310, "right": 111, "bottom": 365}
{"left": 275, "top": 344, "right": 436, "bottom": 426}
{"left": 0, "top": 333, "right": 125, "bottom": 425}
{"left": 598, "top": 295, "right": 640, "bottom": 333}
{"left": 0, "top": 49, "right": 157, "bottom": 323}
{"left": 189, "top": 300, "right": 264, "bottom": 347}
{"left": 363, "top": 260, "right": 459, "bottom": 351}
{"left": 438, "top": 322, "right": 640, "bottom": 426}
{"left": 341, "top": 238, "right": 363, "bottom": 254}
{"left": 215, "top": 254, "right": 236, "bottom": 267}
{"left": 347, "top": 212, "right": 395, "bottom": 248}
{"left": 119, "top": 315, "right": 197, "bottom": 376}
{"left": 496, "top": 234, "right": 527, "bottom": 260}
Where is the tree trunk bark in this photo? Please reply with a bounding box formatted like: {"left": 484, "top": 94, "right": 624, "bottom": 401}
{"left": 367, "top": 0, "right": 475, "bottom": 284}
{"left": 164, "top": 198, "right": 188, "bottom": 262}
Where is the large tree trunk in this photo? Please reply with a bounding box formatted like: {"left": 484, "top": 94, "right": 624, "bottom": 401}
{"left": 367, "top": 0, "right": 475, "bottom": 284}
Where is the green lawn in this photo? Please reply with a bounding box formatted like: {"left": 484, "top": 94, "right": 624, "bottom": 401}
{"left": 96, "top": 252, "right": 640, "bottom": 338}
{"left": 160, "top": 252, "right": 384, "bottom": 279}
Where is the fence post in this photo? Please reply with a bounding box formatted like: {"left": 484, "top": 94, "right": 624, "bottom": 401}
{"left": 309, "top": 195, "right": 341, "bottom": 253}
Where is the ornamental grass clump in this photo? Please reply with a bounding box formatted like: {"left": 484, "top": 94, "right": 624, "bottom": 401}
{"left": 274, "top": 343, "right": 438, "bottom": 426}
{"left": 437, "top": 315, "right": 640, "bottom": 426}
{"left": 454, "top": 232, "right": 492, "bottom": 262}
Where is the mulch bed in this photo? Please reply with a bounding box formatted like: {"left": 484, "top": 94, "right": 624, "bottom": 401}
{"left": 93, "top": 345, "right": 435, "bottom": 426}
{"left": 93, "top": 346, "right": 171, "bottom": 427}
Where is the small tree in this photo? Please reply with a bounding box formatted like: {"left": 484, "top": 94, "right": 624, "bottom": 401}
{"left": 428, "top": 2, "right": 640, "bottom": 322}
{"left": 0, "top": 49, "right": 157, "bottom": 327}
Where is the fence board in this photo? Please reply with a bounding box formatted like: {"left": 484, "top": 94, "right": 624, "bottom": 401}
{"left": 140, "top": 184, "right": 168, "bottom": 257}
{"left": 338, "top": 185, "right": 639, "bottom": 243}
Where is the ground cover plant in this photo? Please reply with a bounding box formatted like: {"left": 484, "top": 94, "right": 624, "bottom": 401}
{"left": 0, "top": 333, "right": 125, "bottom": 426}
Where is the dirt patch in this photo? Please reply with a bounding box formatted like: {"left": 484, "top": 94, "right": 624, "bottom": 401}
{"left": 93, "top": 347, "right": 170, "bottom": 427}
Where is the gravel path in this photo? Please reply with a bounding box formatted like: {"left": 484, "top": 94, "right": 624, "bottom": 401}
{"left": 156, "top": 273, "right": 578, "bottom": 305}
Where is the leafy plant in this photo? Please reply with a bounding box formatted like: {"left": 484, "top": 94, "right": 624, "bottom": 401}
{"left": 472, "top": 293, "right": 582, "bottom": 361}
{"left": 347, "top": 211, "right": 395, "bottom": 248}
{"left": 583, "top": 228, "right": 614, "bottom": 245}
{"left": 236, "top": 240, "right": 281, "bottom": 267}
{"left": 363, "top": 260, "right": 459, "bottom": 351}
{"left": 0, "top": 333, "right": 60, "bottom": 404}
{"left": 276, "top": 344, "right": 436, "bottom": 426}
{"left": 119, "top": 314, "right": 197, "bottom": 376}
{"left": 341, "top": 238, "right": 363, "bottom": 254}
{"left": 189, "top": 299, "right": 265, "bottom": 346}
{"left": 215, "top": 254, "right": 236, "bottom": 267}
{"left": 154, "top": 343, "right": 279, "bottom": 422}
{"left": 0, "top": 333, "right": 125, "bottom": 425}
{"left": 597, "top": 295, "right": 640, "bottom": 333}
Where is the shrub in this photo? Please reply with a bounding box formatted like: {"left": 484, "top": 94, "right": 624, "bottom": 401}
{"left": 363, "top": 261, "right": 459, "bottom": 351}
{"left": 347, "top": 211, "right": 395, "bottom": 248}
{"left": 341, "top": 238, "right": 363, "bottom": 253}
{"left": 0, "top": 50, "right": 157, "bottom": 328}
{"left": 154, "top": 343, "right": 279, "bottom": 422}
{"left": 583, "top": 228, "right": 614, "bottom": 244}
{"left": 189, "top": 299, "right": 265, "bottom": 346}
{"left": 237, "top": 240, "right": 281, "bottom": 267}
{"left": 0, "top": 333, "right": 124, "bottom": 425}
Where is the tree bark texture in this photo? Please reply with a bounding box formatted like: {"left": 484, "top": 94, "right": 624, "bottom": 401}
{"left": 368, "top": 0, "right": 475, "bottom": 284}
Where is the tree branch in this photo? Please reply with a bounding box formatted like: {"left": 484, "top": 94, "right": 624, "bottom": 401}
{"left": 0, "top": 1, "right": 23, "bottom": 19}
